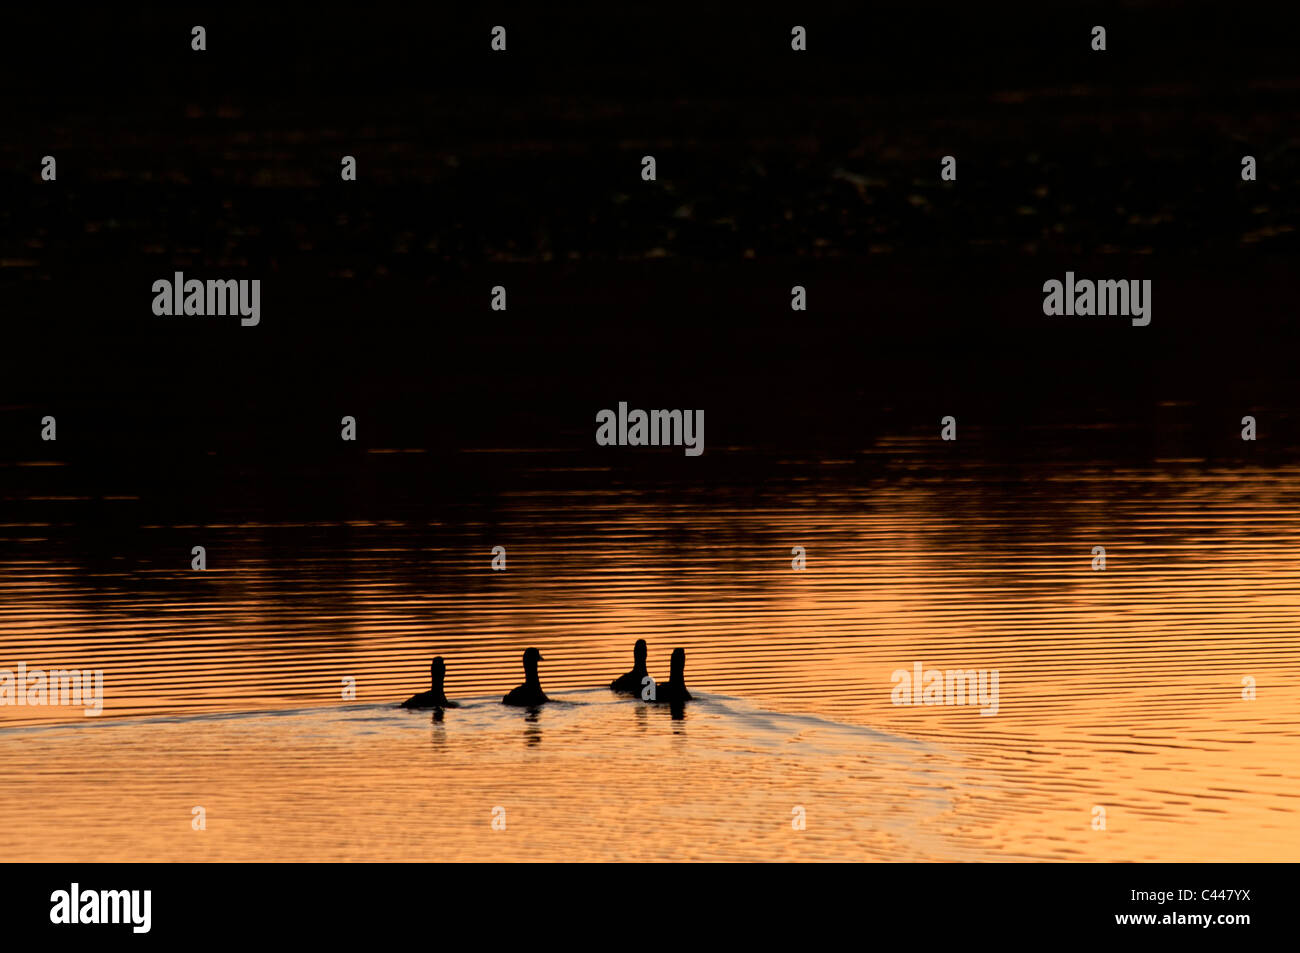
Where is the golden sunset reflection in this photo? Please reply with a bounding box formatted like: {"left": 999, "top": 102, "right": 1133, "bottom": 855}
{"left": 2, "top": 463, "right": 1298, "bottom": 860}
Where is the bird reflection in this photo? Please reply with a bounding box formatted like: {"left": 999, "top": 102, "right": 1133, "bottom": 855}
{"left": 523, "top": 706, "right": 543, "bottom": 747}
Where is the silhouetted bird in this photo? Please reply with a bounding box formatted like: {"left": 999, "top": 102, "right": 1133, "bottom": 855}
{"left": 503, "top": 647, "right": 550, "bottom": 706}
{"left": 400, "top": 657, "right": 460, "bottom": 709}
{"left": 610, "top": 639, "right": 650, "bottom": 695}
{"left": 653, "top": 647, "right": 692, "bottom": 703}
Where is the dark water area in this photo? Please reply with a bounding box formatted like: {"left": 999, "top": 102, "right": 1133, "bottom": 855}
{"left": 3, "top": 256, "right": 1299, "bottom": 472}
{"left": 4, "top": 4, "right": 1298, "bottom": 470}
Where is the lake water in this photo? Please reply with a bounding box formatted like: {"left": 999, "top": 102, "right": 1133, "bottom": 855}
{"left": 2, "top": 442, "right": 1297, "bottom": 861}
{"left": 3, "top": 0, "right": 1298, "bottom": 867}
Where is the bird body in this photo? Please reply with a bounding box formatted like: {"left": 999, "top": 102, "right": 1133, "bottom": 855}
{"left": 651, "top": 648, "right": 692, "bottom": 703}
{"left": 503, "top": 647, "right": 550, "bottom": 706}
{"left": 400, "top": 657, "right": 459, "bottom": 709}
{"left": 400, "top": 690, "right": 459, "bottom": 709}
{"left": 610, "top": 639, "right": 649, "bottom": 695}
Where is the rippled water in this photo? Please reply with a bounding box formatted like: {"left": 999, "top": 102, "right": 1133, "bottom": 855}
{"left": 2, "top": 447, "right": 1298, "bottom": 861}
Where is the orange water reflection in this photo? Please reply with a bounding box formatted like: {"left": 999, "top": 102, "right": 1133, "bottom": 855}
{"left": 1, "top": 462, "right": 1298, "bottom": 860}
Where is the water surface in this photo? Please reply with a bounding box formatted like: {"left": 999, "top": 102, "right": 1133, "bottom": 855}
{"left": 2, "top": 446, "right": 1297, "bottom": 861}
